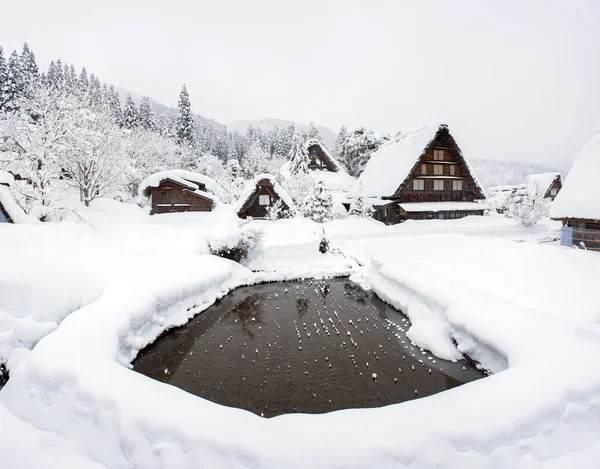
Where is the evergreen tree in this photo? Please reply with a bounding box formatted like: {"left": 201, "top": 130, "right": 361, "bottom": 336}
{"left": 288, "top": 130, "right": 309, "bottom": 175}
{"left": 339, "top": 127, "right": 383, "bottom": 177}
{"left": 349, "top": 195, "right": 374, "bottom": 218}
{"left": 54, "top": 59, "right": 65, "bottom": 91}
{"left": 306, "top": 122, "right": 320, "bottom": 140}
{"left": 333, "top": 126, "right": 348, "bottom": 158}
{"left": 20, "top": 42, "right": 39, "bottom": 97}
{"left": 138, "top": 96, "right": 156, "bottom": 132}
{"left": 88, "top": 74, "right": 103, "bottom": 108}
{"left": 122, "top": 94, "right": 138, "bottom": 130}
{"left": 2, "top": 50, "right": 25, "bottom": 112}
{"left": 301, "top": 181, "right": 335, "bottom": 223}
{"left": 78, "top": 67, "right": 89, "bottom": 95}
{"left": 0, "top": 47, "right": 7, "bottom": 110}
{"left": 107, "top": 85, "right": 122, "bottom": 124}
{"left": 176, "top": 84, "right": 194, "bottom": 146}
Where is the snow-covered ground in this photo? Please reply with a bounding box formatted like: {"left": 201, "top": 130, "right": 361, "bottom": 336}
{"left": 1, "top": 199, "right": 600, "bottom": 468}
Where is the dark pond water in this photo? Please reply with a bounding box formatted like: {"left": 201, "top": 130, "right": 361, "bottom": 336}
{"left": 133, "top": 278, "right": 484, "bottom": 418}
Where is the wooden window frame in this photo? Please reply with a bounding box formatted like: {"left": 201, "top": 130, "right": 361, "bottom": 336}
{"left": 433, "top": 164, "right": 444, "bottom": 176}
{"left": 434, "top": 180, "right": 444, "bottom": 191}
{"left": 452, "top": 180, "right": 463, "bottom": 191}
{"left": 421, "top": 164, "right": 427, "bottom": 175}
{"left": 259, "top": 194, "right": 270, "bottom": 206}
{"left": 433, "top": 149, "right": 445, "bottom": 161}
{"left": 413, "top": 179, "right": 424, "bottom": 191}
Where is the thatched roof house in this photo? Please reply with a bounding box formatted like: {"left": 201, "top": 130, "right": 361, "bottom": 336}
{"left": 351, "top": 123, "right": 486, "bottom": 224}
{"left": 551, "top": 130, "right": 600, "bottom": 250}
{"left": 138, "top": 170, "right": 223, "bottom": 215}
{"left": 525, "top": 172, "right": 562, "bottom": 201}
{"left": 235, "top": 174, "right": 294, "bottom": 219}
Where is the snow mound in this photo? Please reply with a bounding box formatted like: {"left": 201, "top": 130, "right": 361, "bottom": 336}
{"left": 138, "top": 169, "right": 224, "bottom": 200}
{"left": 551, "top": 131, "right": 600, "bottom": 221}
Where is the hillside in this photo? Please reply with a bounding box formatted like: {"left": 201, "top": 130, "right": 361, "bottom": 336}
{"left": 469, "top": 158, "right": 563, "bottom": 190}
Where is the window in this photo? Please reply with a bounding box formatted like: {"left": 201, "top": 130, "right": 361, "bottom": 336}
{"left": 449, "top": 165, "right": 455, "bottom": 176}
{"left": 438, "top": 213, "right": 444, "bottom": 220}
{"left": 0, "top": 205, "right": 9, "bottom": 223}
{"left": 433, "top": 149, "right": 445, "bottom": 161}
{"left": 452, "top": 180, "right": 463, "bottom": 191}
{"left": 433, "top": 164, "right": 443, "bottom": 175}
{"left": 259, "top": 194, "right": 270, "bottom": 206}
{"left": 412, "top": 179, "right": 424, "bottom": 190}
{"left": 550, "top": 188, "right": 558, "bottom": 196}
{"left": 161, "top": 191, "right": 168, "bottom": 196}
{"left": 421, "top": 164, "right": 427, "bottom": 175}
{"left": 434, "top": 180, "right": 444, "bottom": 191}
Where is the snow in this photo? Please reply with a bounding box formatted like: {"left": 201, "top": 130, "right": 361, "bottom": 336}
{"left": 0, "top": 170, "right": 14, "bottom": 186}
{"left": 526, "top": 172, "right": 560, "bottom": 193}
{"left": 280, "top": 160, "right": 356, "bottom": 191}
{"left": 0, "top": 185, "right": 38, "bottom": 224}
{"left": 138, "top": 169, "right": 224, "bottom": 200}
{"left": 551, "top": 130, "right": 600, "bottom": 221}
{"left": 399, "top": 201, "right": 488, "bottom": 212}
{"left": 1, "top": 196, "right": 600, "bottom": 468}
{"left": 234, "top": 173, "right": 295, "bottom": 213}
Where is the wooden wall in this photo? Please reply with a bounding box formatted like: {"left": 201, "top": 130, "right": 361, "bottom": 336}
{"left": 151, "top": 179, "right": 213, "bottom": 215}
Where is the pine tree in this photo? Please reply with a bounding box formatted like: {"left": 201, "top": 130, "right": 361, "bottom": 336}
{"left": 20, "top": 42, "right": 39, "bottom": 98}
{"left": 88, "top": 74, "right": 103, "bottom": 108}
{"left": 107, "top": 85, "right": 122, "bottom": 124}
{"left": 54, "top": 59, "right": 65, "bottom": 91}
{"left": 78, "top": 67, "right": 89, "bottom": 95}
{"left": 301, "top": 181, "right": 335, "bottom": 223}
{"left": 349, "top": 195, "right": 374, "bottom": 218}
{"left": 288, "top": 130, "right": 309, "bottom": 175}
{"left": 306, "top": 122, "right": 320, "bottom": 140}
{"left": 333, "top": 126, "right": 348, "bottom": 158}
{"left": 122, "top": 94, "right": 138, "bottom": 130}
{"left": 2, "top": 50, "right": 25, "bottom": 112}
{"left": 0, "top": 47, "right": 7, "bottom": 110}
{"left": 176, "top": 84, "right": 194, "bottom": 146}
{"left": 339, "top": 127, "right": 382, "bottom": 177}
{"left": 138, "top": 96, "right": 156, "bottom": 132}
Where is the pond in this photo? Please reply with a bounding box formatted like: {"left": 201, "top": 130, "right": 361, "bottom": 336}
{"left": 133, "top": 278, "right": 484, "bottom": 418}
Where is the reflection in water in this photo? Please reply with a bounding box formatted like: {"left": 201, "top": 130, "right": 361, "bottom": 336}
{"left": 133, "top": 279, "right": 484, "bottom": 418}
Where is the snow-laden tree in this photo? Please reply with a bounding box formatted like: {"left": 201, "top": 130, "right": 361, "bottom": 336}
{"left": 241, "top": 141, "right": 270, "bottom": 178}
{"left": 507, "top": 181, "right": 551, "bottom": 227}
{"left": 106, "top": 85, "right": 122, "bottom": 124}
{"left": 2, "top": 50, "right": 24, "bottom": 112}
{"left": 349, "top": 195, "right": 374, "bottom": 218}
{"left": 176, "top": 84, "right": 194, "bottom": 146}
{"left": 0, "top": 86, "right": 75, "bottom": 216}
{"left": 122, "top": 94, "right": 138, "bottom": 130}
{"left": 60, "top": 105, "right": 129, "bottom": 206}
{"left": 306, "top": 121, "right": 320, "bottom": 140}
{"left": 282, "top": 172, "right": 314, "bottom": 207}
{"left": 19, "top": 43, "right": 39, "bottom": 99}
{"left": 288, "top": 130, "right": 309, "bottom": 176}
{"left": 339, "top": 127, "right": 383, "bottom": 177}
{"left": 333, "top": 125, "right": 348, "bottom": 159}
{"left": 138, "top": 96, "right": 156, "bottom": 132}
{"left": 78, "top": 67, "right": 89, "bottom": 96}
{"left": 301, "top": 181, "right": 335, "bottom": 223}
{"left": 194, "top": 151, "right": 229, "bottom": 187}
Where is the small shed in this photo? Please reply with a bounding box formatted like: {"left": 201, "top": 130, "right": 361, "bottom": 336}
{"left": 235, "top": 174, "right": 294, "bottom": 219}
{"left": 138, "top": 170, "right": 223, "bottom": 215}
{"left": 551, "top": 130, "right": 600, "bottom": 251}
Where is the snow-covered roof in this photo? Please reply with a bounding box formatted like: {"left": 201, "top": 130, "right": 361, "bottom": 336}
{"left": 551, "top": 130, "right": 600, "bottom": 221}
{"left": 0, "top": 170, "right": 15, "bottom": 186}
{"left": 351, "top": 123, "right": 485, "bottom": 198}
{"left": 488, "top": 184, "right": 523, "bottom": 194}
{"left": 398, "top": 202, "right": 488, "bottom": 213}
{"left": 305, "top": 138, "right": 341, "bottom": 172}
{"left": 525, "top": 172, "right": 560, "bottom": 193}
{"left": 0, "top": 185, "right": 37, "bottom": 223}
{"left": 234, "top": 173, "right": 294, "bottom": 213}
{"left": 138, "top": 170, "right": 224, "bottom": 200}
{"left": 279, "top": 161, "right": 356, "bottom": 192}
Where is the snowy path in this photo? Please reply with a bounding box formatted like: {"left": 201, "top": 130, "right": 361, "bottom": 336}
{"left": 1, "top": 206, "right": 600, "bottom": 468}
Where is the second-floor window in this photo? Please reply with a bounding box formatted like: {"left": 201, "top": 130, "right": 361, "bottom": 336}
{"left": 434, "top": 180, "right": 444, "bottom": 191}
{"left": 449, "top": 165, "right": 455, "bottom": 176}
{"left": 434, "top": 164, "right": 443, "bottom": 175}
{"left": 413, "top": 179, "right": 424, "bottom": 190}
{"left": 452, "top": 180, "right": 463, "bottom": 191}
{"left": 421, "top": 164, "right": 427, "bottom": 175}
{"left": 259, "top": 194, "right": 270, "bottom": 205}
{"left": 433, "top": 149, "right": 445, "bottom": 161}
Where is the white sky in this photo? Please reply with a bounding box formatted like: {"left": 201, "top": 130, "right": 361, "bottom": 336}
{"left": 3, "top": 0, "right": 599, "bottom": 168}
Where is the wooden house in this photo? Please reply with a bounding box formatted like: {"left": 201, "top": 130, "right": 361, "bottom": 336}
{"left": 305, "top": 139, "right": 341, "bottom": 172}
{"left": 235, "top": 174, "right": 294, "bottom": 219}
{"left": 551, "top": 130, "right": 600, "bottom": 251}
{"left": 138, "top": 170, "right": 223, "bottom": 215}
{"left": 351, "top": 123, "right": 486, "bottom": 224}
{"left": 525, "top": 173, "right": 562, "bottom": 201}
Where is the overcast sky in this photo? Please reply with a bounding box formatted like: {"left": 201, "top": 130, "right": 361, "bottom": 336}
{"left": 3, "top": 0, "right": 599, "bottom": 168}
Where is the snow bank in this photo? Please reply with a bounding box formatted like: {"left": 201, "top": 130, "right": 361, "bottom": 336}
{"left": 0, "top": 184, "right": 38, "bottom": 224}
{"left": 0, "top": 170, "right": 14, "bottom": 186}
{"left": 138, "top": 169, "right": 224, "bottom": 200}
{"left": 551, "top": 130, "right": 600, "bottom": 220}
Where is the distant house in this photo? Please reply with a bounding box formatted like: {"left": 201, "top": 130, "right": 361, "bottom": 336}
{"left": 235, "top": 174, "right": 294, "bottom": 219}
{"left": 305, "top": 139, "right": 341, "bottom": 172}
{"left": 487, "top": 185, "right": 523, "bottom": 214}
{"left": 351, "top": 123, "right": 486, "bottom": 224}
{"left": 551, "top": 131, "right": 600, "bottom": 251}
{"left": 138, "top": 170, "right": 223, "bottom": 215}
{"left": 525, "top": 172, "right": 562, "bottom": 201}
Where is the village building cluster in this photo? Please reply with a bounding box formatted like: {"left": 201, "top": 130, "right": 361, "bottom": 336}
{"left": 1, "top": 122, "right": 598, "bottom": 251}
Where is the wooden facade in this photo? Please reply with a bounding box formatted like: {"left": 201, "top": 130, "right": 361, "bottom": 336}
{"left": 237, "top": 178, "right": 290, "bottom": 219}
{"left": 306, "top": 140, "right": 339, "bottom": 172}
{"left": 372, "top": 125, "right": 485, "bottom": 225}
{"left": 544, "top": 176, "right": 562, "bottom": 200}
{"left": 559, "top": 219, "right": 600, "bottom": 251}
{"left": 150, "top": 178, "right": 214, "bottom": 215}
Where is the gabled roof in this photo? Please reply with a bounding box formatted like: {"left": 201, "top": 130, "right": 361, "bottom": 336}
{"left": 138, "top": 170, "right": 224, "bottom": 201}
{"left": 350, "top": 122, "right": 485, "bottom": 198}
{"left": 525, "top": 172, "right": 561, "bottom": 195}
{"left": 234, "top": 174, "right": 294, "bottom": 214}
{"left": 305, "top": 138, "right": 341, "bottom": 172}
{"left": 551, "top": 130, "right": 600, "bottom": 221}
